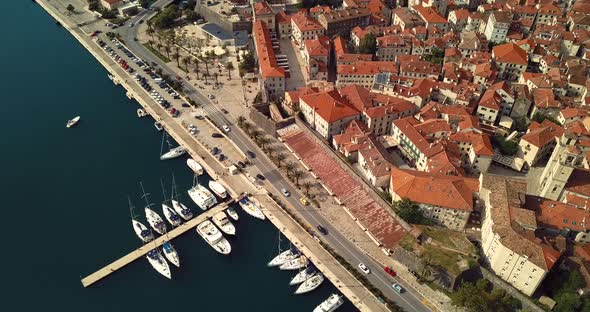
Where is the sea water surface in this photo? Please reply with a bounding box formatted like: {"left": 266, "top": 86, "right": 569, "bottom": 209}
{"left": 0, "top": 2, "right": 356, "bottom": 311}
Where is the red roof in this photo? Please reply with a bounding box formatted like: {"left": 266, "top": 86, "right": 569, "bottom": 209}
{"left": 253, "top": 21, "right": 285, "bottom": 79}
{"left": 522, "top": 120, "right": 564, "bottom": 147}
{"left": 449, "top": 132, "right": 494, "bottom": 156}
{"left": 292, "top": 12, "right": 324, "bottom": 32}
{"left": 527, "top": 195, "right": 589, "bottom": 233}
{"left": 412, "top": 5, "right": 447, "bottom": 24}
{"left": 253, "top": 1, "right": 273, "bottom": 16}
{"left": 300, "top": 90, "right": 360, "bottom": 123}
{"left": 492, "top": 43, "right": 528, "bottom": 65}
{"left": 337, "top": 61, "right": 398, "bottom": 75}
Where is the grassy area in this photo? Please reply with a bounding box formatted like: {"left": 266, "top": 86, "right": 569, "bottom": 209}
{"left": 422, "top": 245, "right": 464, "bottom": 276}
{"left": 399, "top": 234, "right": 416, "bottom": 251}
{"left": 143, "top": 44, "right": 171, "bottom": 63}
{"left": 418, "top": 225, "right": 476, "bottom": 254}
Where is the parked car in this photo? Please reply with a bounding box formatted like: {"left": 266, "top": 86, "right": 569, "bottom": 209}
{"left": 392, "top": 283, "right": 404, "bottom": 293}
{"left": 221, "top": 108, "right": 228, "bottom": 114}
{"left": 218, "top": 154, "right": 225, "bottom": 161}
{"left": 384, "top": 267, "right": 397, "bottom": 277}
{"left": 246, "top": 150, "right": 255, "bottom": 158}
{"left": 237, "top": 161, "right": 246, "bottom": 168}
{"left": 211, "top": 147, "right": 219, "bottom": 155}
{"left": 222, "top": 125, "right": 230, "bottom": 133}
{"left": 255, "top": 174, "right": 266, "bottom": 181}
{"left": 281, "top": 188, "right": 290, "bottom": 197}
{"left": 299, "top": 197, "right": 309, "bottom": 205}
{"left": 316, "top": 225, "right": 328, "bottom": 235}
{"left": 358, "top": 263, "right": 371, "bottom": 274}
{"left": 211, "top": 133, "right": 223, "bottom": 138}
{"left": 182, "top": 103, "right": 190, "bottom": 108}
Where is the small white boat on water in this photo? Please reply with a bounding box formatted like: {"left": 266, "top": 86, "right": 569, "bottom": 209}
{"left": 170, "top": 175, "right": 193, "bottom": 220}
{"left": 137, "top": 108, "right": 147, "bottom": 118}
{"left": 290, "top": 265, "right": 316, "bottom": 285}
{"left": 162, "top": 203, "right": 182, "bottom": 227}
{"left": 66, "top": 116, "right": 80, "bottom": 128}
{"left": 196, "top": 220, "right": 231, "bottom": 255}
{"left": 186, "top": 158, "right": 204, "bottom": 175}
{"left": 132, "top": 220, "right": 154, "bottom": 243}
{"left": 146, "top": 249, "right": 171, "bottom": 279}
{"left": 294, "top": 273, "right": 324, "bottom": 295}
{"left": 212, "top": 211, "right": 236, "bottom": 235}
{"left": 145, "top": 207, "right": 167, "bottom": 235}
{"left": 280, "top": 256, "right": 308, "bottom": 271}
{"left": 161, "top": 146, "right": 186, "bottom": 160}
{"left": 226, "top": 207, "right": 239, "bottom": 221}
{"left": 238, "top": 196, "right": 265, "bottom": 220}
{"left": 268, "top": 247, "right": 299, "bottom": 267}
{"left": 313, "top": 294, "right": 344, "bottom": 312}
{"left": 162, "top": 241, "right": 180, "bottom": 268}
{"left": 154, "top": 121, "right": 163, "bottom": 131}
{"left": 208, "top": 181, "right": 227, "bottom": 199}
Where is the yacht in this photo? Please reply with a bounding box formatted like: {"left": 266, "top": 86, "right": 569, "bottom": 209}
{"left": 268, "top": 247, "right": 299, "bottom": 267}
{"left": 66, "top": 116, "right": 80, "bottom": 128}
{"left": 290, "top": 265, "right": 316, "bottom": 285}
{"left": 196, "top": 220, "right": 231, "bottom": 255}
{"left": 226, "top": 207, "right": 239, "bottom": 221}
{"left": 313, "top": 294, "right": 344, "bottom": 312}
{"left": 162, "top": 203, "right": 182, "bottom": 227}
{"left": 186, "top": 158, "right": 204, "bottom": 175}
{"left": 137, "top": 108, "right": 147, "bottom": 118}
{"left": 188, "top": 184, "right": 217, "bottom": 210}
{"left": 280, "top": 256, "right": 308, "bottom": 271}
{"left": 160, "top": 146, "right": 186, "bottom": 160}
{"left": 132, "top": 220, "right": 154, "bottom": 243}
{"left": 107, "top": 74, "right": 115, "bottom": 82}
{"left": 145, "top": 207, "right": 167, "bottom": 235}
{"left": 208, "top": 181, "right": 227, "bottom": 199}
{"left": 211, "top": 211, "right": 235, "bottom": 235}
{"left": 146, "top": 249, "right": 171, "bottom": 279}
{"left": 162, "top": 241, "right": 180, "bottom": 268}
{"left": 172, "top": 199, "right": 193, "bottom": 220}
{"left": 238, "top": 197, "right": 265, "bottom": 220}
{"left": 154, "top": 121, "right": 163, "bottom": 131}
{"left": 294, "top": 273, "right": 324, "bottom": 295}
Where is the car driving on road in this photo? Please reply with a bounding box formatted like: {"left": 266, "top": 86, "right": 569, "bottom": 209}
{"left": 358, "top": 263, "right": 370, "bottom": 274}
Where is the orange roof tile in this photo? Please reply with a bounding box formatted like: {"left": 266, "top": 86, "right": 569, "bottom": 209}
{"left": 300, "top": 90, "right": 360, "bottom": 123}
{"left": 253, "top": 1, "right": 273, "bottom": 16}
{"left": 522, "top": 120, "right": 564, "bottom": 147}
{"left": 253, "top": 21, "right": 285, "bottom": 79}
{"left": 492, "top": 43, "right": 528, "bottom": 65}
{"left": 449, "top": 132, "right": 494, "bottom": 156}
{"left": 412, "top": 5, "right": 447, "bottom": 24}
{"left": 527, "top": 195, "right": 589, "bottom": 233}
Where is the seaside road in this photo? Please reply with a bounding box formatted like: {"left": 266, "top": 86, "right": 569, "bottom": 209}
{"left": 117, "top": 11, "right": 431, "bottom": 312}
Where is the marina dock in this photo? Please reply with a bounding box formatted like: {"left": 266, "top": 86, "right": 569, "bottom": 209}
{"left": 81, "top": 201, "right": 231, "bottom": 287}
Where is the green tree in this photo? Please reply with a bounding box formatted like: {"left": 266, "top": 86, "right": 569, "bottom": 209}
{"left": 182, "top": 56, "right": 191, "bottom": 71}
{"left": 275, "top": 153, "right": 286, "bottom": 168}
{"left": 302, "top": 181, "right": 313, "bottom": 197}
{"left": 193, "top": 58, "right": 200, "bottom": 77}
{"left": 226, "top": 62, "right": 235, "bottom": 80}
{"left": 152, "top": 5, "right": 180, "bottom": 29}
{"left": 285, "top": 162, "right": 295, "bottom": 178}
{"left": 392, "top": 198, "right": 426, "bottom": 224}
{"left": 239, "top": 52, "right": 256, "bottom": 73}
{"left": 292, "top": 169, "right": 304, "bottom": 186}
{"left": 424, "top": 47, "right": 444, "bottom": 64}
{"left": 359, "top": 33, "right": 377, "bottom": 55}
{"left": 554, "top": 293, "right": 582, "bottom": 312}
{"left": 139, "top": 0, "right": 150, "bottom": 9}
{"left": 185, "top": 10, "right": 199, "bottom": 22}
{"left": 237, "top": 116, "right": 246, "bottom": 127}
{"left": 491, "top": 134, "right": 518, "bottom": 156}
{"left": 67, "top": 4, "right": 75, "bottom": 12}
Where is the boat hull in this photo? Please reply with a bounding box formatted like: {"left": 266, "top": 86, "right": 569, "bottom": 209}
{"left": 208, "top": 181, "right": 227, "bottom": 199}
{"left": 226, "top": 207, "right": 239, "bottom": 221}
{"left": 162, "top": 204, "right": 182, "bottom": 227}
{"left": 313, "top": 294, "right": 344, "bottom": 312}
{"left": 280, "top": 256, "right": 308, "bottom": 271}
{"left": 162, "top": 242, "right": 180, "bottom": 268}
{"left": 295, "top": 273, "right": 324, "bottom": 295}
{"left": 268, "top": 249, "right": 295, "bottom": 267}
{"left": 146, "top": 250, "right": 172, "bottom": 279}
{"left": 132, "top": 220, "right": 154, "bottom": 243}
{"left": 145, "top": 208, "right": 167, "bottom": 235}
{"left": 160, "top": 147, "right": 186, "bottom": 160}
{"left": 238, "top": 198, "right": 265, "bottom": 220}
{"left": 186, "top": 159, "right": 204, "bottom": 175}
{"left": 172, "top": 200, "right": 193, "bottom": 220}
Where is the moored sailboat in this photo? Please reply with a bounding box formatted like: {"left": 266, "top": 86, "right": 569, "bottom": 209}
{"left": 280, "top": 255, "right": 308, "bottom": 271}
{"left": 162, "top": 241, "right": 180, "bottom": 268}
{"left": 188, "top": 175, "right": 217, "bottom": 210}
{"left": 140, "top": 182, "right": 167, "bottom": 235}
{"left": 290, "top": 265, "right": 317, "bottom": 285}
{"left": 129, "top": 197, "right": 154, "bottom": 243}
{"left": 160, "top": 132, "right": 186, "bottom": 160}
{"left": 294, "top": 273, "right": 324, "bottom": 294}
{"left": 238, "top": 196, "right": 265, "bottom": 220}
{"left": 160, "top": 179, "right": 182, "bottom": 227}
{"left": 171, "top": 174, "right": 193, "bottom": 220}
{"left": 146, "top": 249, "right": 171, "bottom": 279}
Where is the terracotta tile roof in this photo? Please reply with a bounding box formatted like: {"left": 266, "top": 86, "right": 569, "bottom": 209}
{"left": 276, "top": 11, "right": 291, "bottom": 24}
{"left": 291, "top": 12, "right": 324, "bottom": 32}
{"left": 310, "top": 5, "right": 331, "bottom": 14}
{"left": 333, "top": 120, "right": 371, "bottom": 153}
{"left": 566, "top": 169, "right": 590, "bottom": 197}
{"left": 333, "top": 36, "right": 347, "bottom": 55}
{"left": 480, "top": 175, "right": 560, "bottom": 271}
{"left": 451, "top": 8, "right": 470, "bottom": 21}
{"left": 538, "top": 3, "right": 562, "bottom": 15}
{"left": 300, "top": 90, "right": 360, "bottom": 123}
{"left": 522, "top": 120, "right": 564, "bottom": 147}
{"left": 492, "top": 43, "right": 528, "bottom": 65}
{"left": 413, "top": 119, "right": 452, "bottom": 136}
{"left": 533, "top": 195, "right": 590, "bottom": 233}
{"left": 561, "top": 107, "right": 589, "bottom": 119}
{"left": 532, "top": 88, "right": 560, "bottom": 109}
{"left": 253, "top": 21, "right": 285, "bottom": 79}
{"left": 449, "top": 132, "right": 494, "bottom": 156}
{"left": 337, "top": 61, "right": 398, "bottom": 75}
{"left": 337, "top": 53, "right": 373, "bottom": 64}
{"left": 304, "top": 36, "right": 330, "bottom": 57}
{"left": 359, "top": 144, "right": 392, "bottom": 177}
{"left": 391, "top": 167, "right": 479, "bottom": 211}
{"left": 412, "top": 5, "right": 447, "bottom": 24}
{"left": 400, "top": 60, "right": 440, "bottom": 76}
{"left": 253, "top": 1, "right": 273, "bottom": 16}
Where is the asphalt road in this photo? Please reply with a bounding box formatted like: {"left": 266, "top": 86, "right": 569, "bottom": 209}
{"left": 114, "top": 5, "right": 431, "bottom": 312}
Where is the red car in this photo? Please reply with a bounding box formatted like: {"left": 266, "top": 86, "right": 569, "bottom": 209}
{"left": 384, "top": 266, "right": 397, "bottom": 277}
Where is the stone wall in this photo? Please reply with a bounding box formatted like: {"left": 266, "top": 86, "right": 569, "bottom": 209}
{"left": 293, "top": 117, "right": 412, "bottom": 231}
{"left": 249, "top": 104, "right": 295, "bottom": 138}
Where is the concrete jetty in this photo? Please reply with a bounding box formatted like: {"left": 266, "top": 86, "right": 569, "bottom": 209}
{"left": 81, "top": 202, "right": 230, "bottom": 288}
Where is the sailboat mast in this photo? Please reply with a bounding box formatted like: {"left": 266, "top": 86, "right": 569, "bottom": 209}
{"left": 160, "top": 179, "right": 168, "bottom": 204}
{"left": 139, "top": 181, "right": 152, "bottom": 208}
{"left": 128, "top": 196, "right": 136, "bottom": 220}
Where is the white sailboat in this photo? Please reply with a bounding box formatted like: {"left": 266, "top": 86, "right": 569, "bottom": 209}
{"left": 196, "top": 220, "right": 231, "bottom": 255}
{"left": 211, "top": 211, "right": 236, "bottom": 235}
{"left": 129, "top": 197, "right": 154, "bottom": 243}
{"left": 290, "top": 265, "right": 316, "bottom": 285}
{"left": 294, "top": 273, "right": 324, "bottom": 295}
{"left": 208, "top": 180, "right": 227, "bottom": 198}
{"left": 187, "top": 175, "right": 217, "bottom": 210}
{"left": 171, "top": 174, "right": 193, "bottom": 220}
{"left": 313, "top": 294, "right": 344, "bottom": 312}
{"left": 160, "top": 132, "right": 186, "bottom": 160}
{"left": 186, "top": 158, "right": 204, "bottom": 175}
{"left": 280, "top": 256, "right": 308, "bottom": 271}
{"left": 226, "top": 207, "right": 239, "bottom": 221}
{"left": 66, "top": 116, "right": 80, "bottom": 128}
{"left": 140, "top": 182, "right": 167, "bottom": 235}
{"left": 146, "top": 249, "right": 171, "bottom": 279}
{"left": 162, "top": 241, "right": 180, "bottom": 268}
{"left": 238, "top": 196, "right": 265, "bottom": 220}
{"left": 160, "top": 179, "right": 182, "bottom": 227}
{"left": 268, "top": 233, "right": 297, "bottom": 267}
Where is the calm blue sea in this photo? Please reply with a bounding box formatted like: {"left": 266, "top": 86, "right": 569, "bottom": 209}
{"left": 0, "top": 2, "right": 356, "bottom": 311}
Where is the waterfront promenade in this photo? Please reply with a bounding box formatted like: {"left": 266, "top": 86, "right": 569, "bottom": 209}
{"left": 81, "top": 202, "right": 230, "bottom": 287}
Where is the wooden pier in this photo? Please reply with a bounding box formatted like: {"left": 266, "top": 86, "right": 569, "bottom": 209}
{"left": 81, "top": 201, "right": 231, "bottom": 288}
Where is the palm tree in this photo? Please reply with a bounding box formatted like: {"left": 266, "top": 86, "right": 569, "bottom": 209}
{"left": 226, "top": 62, "right": 235, "bottom": 80}
{"left": 164, "top": 46, "right": 171, "bottom": 59}
{"left": 203, "top": 72, "right": 209, "bottom": 84}
{"left": 242, "top": 121, "right": 251, "bottom": 133}
{"left": 147, "top": 39, "right": 154, "bottom": 49}
{"left": 203, "top": 54, "right": 210, "bottom": 76}
{"left": 156, "top": 42, "right": 162, "bottom": 52}
{"left": 146, "top": 20, "right": 153, "bottom": 31}
{"left": 237, "top": 116, "right": 246, "bottom": 128}
{"left": 301, "top": 181, "right": 313, "bottom": 197}
{"left": 285, "top": 162, "right": 295, "bottom": 178}
{"left": 266, "top": 145, "right": 276, "bottom": 157}
{"left": 182, "top": 56, "right": 191, "bottom": 72}
{"left": 213, "top": 72, "right": 219, "bottom": 85}
{"left": 250, "top": 129, "right": 261, "bottom": 142}
{"left": 275, "top": 153, "right": 286, "bottom": 168}
{"left": 292, "top": 170, "right": 304, "bottom": 186}
{"left": 258, "top": 136, "right": 271, "bottom": 150}
{"left": 146, "top": 27, "right": 155, "bottom": 42}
